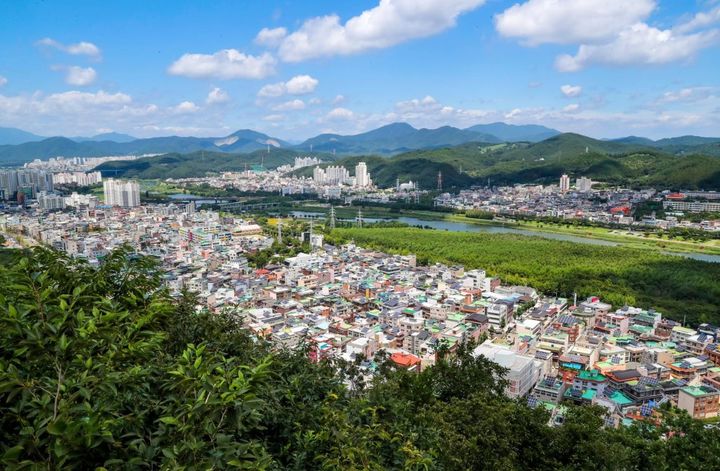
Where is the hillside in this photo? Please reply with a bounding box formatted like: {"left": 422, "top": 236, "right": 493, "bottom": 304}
{"left": 96, "top": 148, "right": 335, "bottom": 179}
{"left": 298, "top": 133, "right": 720, "bottom": 190}
{"left": 3, "top": 247, "right": 718, "bottom": 469}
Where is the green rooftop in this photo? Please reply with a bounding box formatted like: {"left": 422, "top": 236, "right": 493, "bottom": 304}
{"left": 577, "top": 370, "right": 606, "bottom": 382}
{"left": 608, "top": 390, "right": 634, "bottom": 406}
{"left": 682, "top": 385, "right": 719, "bottom": 397}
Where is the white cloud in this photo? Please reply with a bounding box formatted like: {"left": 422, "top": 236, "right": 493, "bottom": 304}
{"left": 36, "top": 38, "right": 101, "bottom": 58}
{"left": 656, "top": 87, "right": 715, "bottom": 104}
{"left": 173, "top": 101, "right": 200, "bottom": 114}
{"left": 332, "top": 94, "right": 345, "bottom": 105}
{"left": 495, "top": 0, "right": 655, "bottom": 45}
{"left": 277, "top": 0, "right": 487, "bottom": 62}
{"left": 257, "top": 74, "right": 319, "bottom": 97}
{"left": 0, "top": 76, "right": 6, "bottom": 87}
{"left": 168, "top": 49, "right": 276, "bottom": 79}
{"left": 555, "top": 23, "right": 720, "bottom": 72}
{"left": 61, "top": 66, "right": 97, "bottom": 86}
{"left": 675, "top": 5, "right": 720, "bottom": 34}
{"left": 326, "top": 107, "right": 355, "bottom": 120}
{"left": 562, "top": 103, "right": 580, "bottom": 113}
{"left": 272, "top": 99, "right": 305, "bottom": 111}
{"left": 560, "top": 84, "right": 582, "bottom": 97}
{"left": 285, "top": 75, "right": 319, "bottom": 94}
{"left": 263, "top": 114, "right": 286, "bottom": 122}
{"left": 255, "top": 27, "right": 288, "bottom": 47}
{"left": 206, "top": 87, "right": 230, "bottom": 104}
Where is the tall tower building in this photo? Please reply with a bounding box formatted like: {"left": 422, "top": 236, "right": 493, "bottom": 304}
{"left": 559, "top": 174, "right": 570, "bottom": 193}
{"left": 355, "top": 162, "right": 370, "bottom": 188}
{"left": 103, "top": 178, "right": 140, "bottom": 207}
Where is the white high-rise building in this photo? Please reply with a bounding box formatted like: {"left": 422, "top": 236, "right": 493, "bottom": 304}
{"left": 37, "top": 192, "right": 65, "bottom": 211}
{"left": 355, "top": 162, "right": 371, "bottom": 188}
{"left": 103, "top": 178, "right": 140, "bottom": 207}
{"left": 313, "top": 166, "right": 326, "bottom": 184}
{"left": 576, "top": 176, "right": 593, "bottom": 192}
{"left": 325, "top": 166, "right": 350, "bottom": 185}
{"left": 559, "top": 174, "right": 570, "bottom": 193}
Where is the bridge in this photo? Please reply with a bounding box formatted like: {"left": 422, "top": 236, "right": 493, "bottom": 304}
{"left": 216, "top": 201, "right": 281, "bottom": 212}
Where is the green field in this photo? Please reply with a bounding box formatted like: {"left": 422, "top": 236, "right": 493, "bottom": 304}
{"left": 328, "top": 227, "right": 720, "bottom": 326}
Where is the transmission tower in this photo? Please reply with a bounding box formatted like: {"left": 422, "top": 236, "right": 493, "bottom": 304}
{"left": 277, "top": 221, "right": 282, "bottom": 242}
{"left": 328, "top": 206, "right": 336, "bottom": 229}
{"left": 437, "top": 170, "right": 443, "bottom": 192}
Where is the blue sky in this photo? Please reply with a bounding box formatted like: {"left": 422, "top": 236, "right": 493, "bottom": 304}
{"left": 1, "top": 0, "right": 719, "bottom": 140}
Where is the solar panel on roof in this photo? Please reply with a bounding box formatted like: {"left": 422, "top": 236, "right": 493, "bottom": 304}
{"left": 604, "top": 416, "right": 616, "bottom": 427}
{"left": 527, "top": 396, "right": 538, "bottom": 408}
{"left": 640, "top": 403, "right": 653, "bottom": 416}
{"left": 611, "top": 357, "right": 621, "bottom": 364}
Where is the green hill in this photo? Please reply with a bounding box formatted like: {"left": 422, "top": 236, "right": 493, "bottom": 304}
{"left": 96, "top": 149, "right": 335, "bottom": 179}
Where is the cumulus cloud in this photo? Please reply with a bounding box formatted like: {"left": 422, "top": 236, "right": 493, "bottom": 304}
{"left": 206, "top": 87, "right": 230, "bottom": 104}
{"left": 496, "top": 1, "right": 720, "bottom": 72}
{"left": 326, "top": 107, "right": 355, "bottom": 120}
{"left": 257, "top": 74, "right": 319, "bottom": 97}
{"left": 555, "top": 23, "right": 720, "bottom": 72}
{"left": 173, "top": 101, "right": 200, "bottom": 114}
{"left": 57, "top": 66, "right": 97, "bottom": 86}
{"left": 562, "top": 103, "right": 580, "bottom": 113}
{"left": 36, "top": 38, "right": 102, "bottom": 58}
{"left": 277, "top": 0, "right": 487, "bottom": 62}
{"left": 0, "top": 76, "right": 7, "bottom": 87}
{"left": 332, "top": 94, "right": 345, "bottom": 105}
{"left": 272, "top": 99, "right": 305, "bottom": 111}
{"left": 495, "top": 0, "right": 655, "bottom": 45}
{"left": 255, "top": 27, "right": 288, "bottom": 47}
{"left": 168, "top": 49, "right": 276, "bottom": 79}
{"left": 560, "top": 84, "right": 582, "bottom": 97}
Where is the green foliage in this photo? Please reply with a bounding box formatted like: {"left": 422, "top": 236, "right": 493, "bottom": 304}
{"left": 329, "top": 227, "right": 720, "bottom": 325}
{"left": 3, "top": 246, "right": 720, "bottom": 469}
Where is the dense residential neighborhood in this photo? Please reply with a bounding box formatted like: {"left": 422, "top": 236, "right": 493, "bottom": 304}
{"left": 3, "top": 200, "right": 720, "bottom": 428}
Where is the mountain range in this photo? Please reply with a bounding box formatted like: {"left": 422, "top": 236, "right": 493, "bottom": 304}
{"left": 3, "top": 123, "right": 720, "bottom": 166}
{"left": 98, "top": 132, "right": 720, "bottom": 191}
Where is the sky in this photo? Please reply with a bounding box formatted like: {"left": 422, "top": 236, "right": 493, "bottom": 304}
{"left": 1, "top": 0, "right": 719, "bottom": 141}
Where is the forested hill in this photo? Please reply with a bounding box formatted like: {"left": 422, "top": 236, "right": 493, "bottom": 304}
{"left": 95, "top": 149, "right": 336, "bottom": 179}
{"left": 297, "top": 133, "right": 720, "bottom": 190}
{"left": 2, "top": 247, "right": 720, "bottom": 469}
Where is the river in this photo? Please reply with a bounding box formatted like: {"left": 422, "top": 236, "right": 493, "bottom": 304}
{"left": 290, "top": 211, "right": 720, "bottom": 263}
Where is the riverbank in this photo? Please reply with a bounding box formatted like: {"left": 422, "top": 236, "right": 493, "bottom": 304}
{"left": 442, "top": 213, "right": 720, "bottom": 257}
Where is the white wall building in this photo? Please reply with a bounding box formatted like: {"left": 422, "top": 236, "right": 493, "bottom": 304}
{"left": 474, "top": 342, "right": 540, "bottom": 398}
{"left": 355, "top": 162, "right": 371, "bottom": 188}
{"left": 576, "top": 176, "right": 593, "bottom": 192}
{"left": 559, "top": 174, "right": 570, "bottom": 193}
{"left": 103, "top": 178, "right": 140, "bottom": 207}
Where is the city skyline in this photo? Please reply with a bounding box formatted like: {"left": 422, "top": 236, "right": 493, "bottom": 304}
{"left": 1, "top": 0, "right": 719, "bottom": 140}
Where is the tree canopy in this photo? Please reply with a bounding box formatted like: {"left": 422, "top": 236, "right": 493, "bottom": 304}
{"left": 1, "top": 247, "right": 719, "bottom": 469}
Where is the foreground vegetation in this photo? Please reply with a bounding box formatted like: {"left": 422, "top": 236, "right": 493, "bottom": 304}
{"left": 329, "top": 227, "right": 720, "bottom": 326}
{"left": 2, "top": 247, "right": 720, "bottom": 469}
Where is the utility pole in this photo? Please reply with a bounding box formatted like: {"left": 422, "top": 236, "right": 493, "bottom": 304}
{"left": 277, "top": 220, "right": 282, "bottom": 242}
{"left": 357, "top": 208, "right": 363, "bottom": 228}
